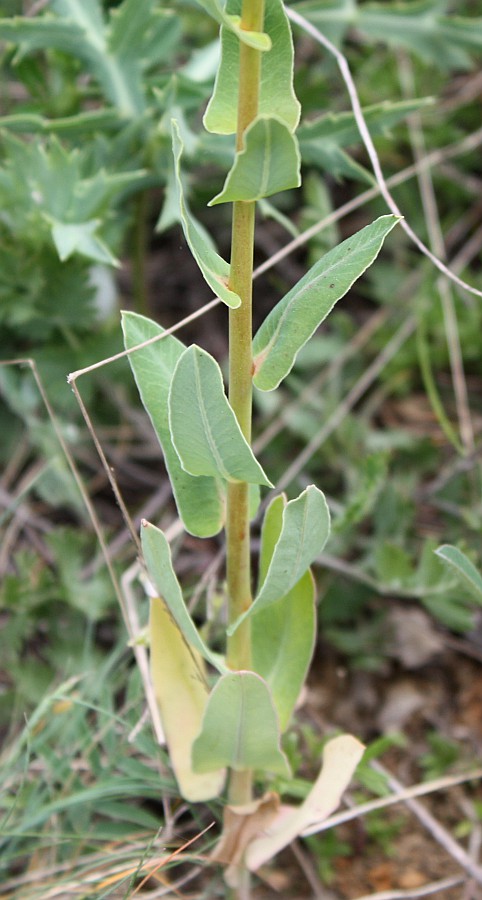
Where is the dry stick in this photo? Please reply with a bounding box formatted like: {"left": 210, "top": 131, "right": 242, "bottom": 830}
{"left": 398, "top": 53, "right": 475, "bottom": 455}
{"left": 253, "top": 306, "right": 389, "bottom": 455}
{"left": 68, "top": 297, "right": 220, "bottom": 382}
{"left": 302, "top": 767, "right": 482, "bottom": 837}
{"left": 254, "top": 124, "right": 482, "bottom": 282}
{"left": 122, "top": 559, "right": 165, "bottom": 748}
{"left": 289, "top": 840, "right": 325, "bottom": 899}
{"left": 372, "top": 761, "right": 482, "bottom": 886}
{"left": 0, "top": 359, "right": 131, "bottom": 631}
{"left": 65, "top": 125, "right": 482, "bottom": 563}
{"left": 276, "top": 314, "right": 416, "bottom": 493}
{"left": 69, "top": 377, "right": 142, "bottom": 556}
{"left": 286, "top": 5, "right": 482, "bottom": 301}
{"left": 352, "top": 875, "right": 465, "bottom": 900}
{"left": 450, "top": 220, "right": 482, "bottom": 276}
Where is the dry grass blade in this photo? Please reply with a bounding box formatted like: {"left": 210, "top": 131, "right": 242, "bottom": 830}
{"left": 398, "top": 53, "right": 475, "bottom": 455}
{"left": 353, "top": 874, "right": 465, "bottom": 899}
{"left": 286, "top": 6, "right": 482, "bottom": 301}
{"left": 0, "top": 358, "right": 131, "bottom": 629}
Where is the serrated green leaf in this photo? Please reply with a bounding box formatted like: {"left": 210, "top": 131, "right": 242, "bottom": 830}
{"left": 252, "top": 495, "right": 316, "bottom": 731}
{"left": 169, "top": 346, "right": 272, "bottom": 487}
{"left": 435, "top": 545, "right": 482, "bottom": 604}
{"left": 192, "top": 672, "right": 290, "bottom": 775}
{"left": 209, "top": 116, "right": 301, "bottom": 205}
{"left": 150, "top": 595, "right": 226, "bottom": 801}
{"left": 0, "top": 0, "right": 179, "bottom": 116}
{"left": 0, "top": 109, "right": 121, "bottom": 137}
{"left": 142, "top": 520, "right": 227, "bottom": 673}
{"left": 0, "top": 17, "right": 91, "bottom": 60}
{"left": 359, "top": 0, "right": 482, "bottom": 69}
{"left": 50, "top": 219, "right": 120, "bottom": 267}
{"left": 122, "top": 312, "right": 225, "bottom": 537}
{"left": 228, "top": 485, "right": 329, "bottom": 634}
{"left": 290, "top": 0, "right": 355, "bottom": 47}
{"left": 171, "top": 120, "right": 241, "bottom": 308}
{"left": 252, "top": 215, "right": 400, "bottom": 391}
{"left": 204, "top": 0, "right": 300, "bottom": 134}
{"left": 295, "top": 0, "right": 482, "bottom": 69}
{"left": 298, "top": 99, "right": 433, "bottom": 183}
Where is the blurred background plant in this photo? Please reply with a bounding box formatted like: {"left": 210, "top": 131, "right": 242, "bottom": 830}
{"left": 1, "top": 0, "right": 482, "bottom": 896}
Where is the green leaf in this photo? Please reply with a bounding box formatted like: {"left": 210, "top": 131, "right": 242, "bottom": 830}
{"left": 246, "top": 735, "right": 365, "bottom": 869}
{"left": 0, "top": 109, "right": 121, "bottom": 137}
{"left": 252, "top": 215, "right": 400, "bottom": 391}
{"left": 204, "top": 0, "right": 300, "bottom": 135}
{"left": 171, "top": 120, "right": 241, "bottom": 308}
{"left": 122, "top": 312, "right": 225, "bottom": 537}
{"left": 298, "top": 99, "right": 434, "bottom": 183}
{"left": 193, "top": 0, "right": 271, "bottom": 49}
{"left": 228, "top": 485, "right": 330, "bottom": 634}
{"left": 169, "top": 346, "right": 272, "bottom": 487}
{"left": 296, "top": 0, "right": 482, "bottom": 69}
{"left": 192, "top": 672, "right": 290, "bottom": 775}
{"left": 252, "top": 496, "right": 316, "bottom": 731}
{"left": 0, "top": 133, "right": 145, "bottom": 264}
{"left": 435, "top": 545, "right": 482, "bottom": 604}
{"left": 142, "top": 520, "right": 227, "bottom": 673}
{"left": 50, "top": 219, "right": 120, "bottom": 267}
{"left": 150, "top": 595, "right": 226, "bottom": 801}
{"left": 358, "top": 0, "right": 482, "bottom": 69}
{"left": 0, "top": 0, "right": 180, "bottom": 116}
{"left": 290, "top": 0, "right": 355, "bottom": 47}
{"left": 209, "top": 116, "right": 301, "bottom": 205}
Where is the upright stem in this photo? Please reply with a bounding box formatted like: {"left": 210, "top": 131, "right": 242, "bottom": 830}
{"left": 226, "top": 0, "right": 265, "bottom": 809}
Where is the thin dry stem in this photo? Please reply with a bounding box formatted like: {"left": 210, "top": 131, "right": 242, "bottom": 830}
{"left": 302, "top": 767, "right": 482, "bottom": 837}
{"left": 353, "top": 876, "right": 465, "bottom": 900}
{"left": 398, "top": 52, "right": 475, "bottom": 455}
{"left": 276, "top": 315, "right": 416, "bottom": 492}
{"left": 0, "top": 359, "right": 131, "bottom": 630}
{"left": 285, "top": 6, "right": 482, "bottom": 301}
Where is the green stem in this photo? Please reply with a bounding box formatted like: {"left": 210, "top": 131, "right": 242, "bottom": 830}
{"left": 226, "top": 0, "right": 265, "bottom": 815}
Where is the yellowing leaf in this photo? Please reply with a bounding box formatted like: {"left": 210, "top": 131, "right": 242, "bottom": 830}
{"left": 150, "top": 596, "right": 226, "bottom": 801}
{"left": 246, "top": 735, "right": 365, "bottom": 869}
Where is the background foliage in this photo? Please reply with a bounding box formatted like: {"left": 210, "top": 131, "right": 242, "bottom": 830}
{"left": 1, "top": 0, "right": 482, "bottom": 896}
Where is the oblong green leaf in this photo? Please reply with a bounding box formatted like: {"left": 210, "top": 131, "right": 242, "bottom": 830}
{"left": 252, "top": 495, "right": 316, "bottom": 731}
{"left": 142, "top": 520, "right": 227, "bottom": 673}
{"left": 228, "top": 485, "right": 330, "bottom": 635}
{"left": 169, "top": 346, "right": 272, "bottom": 487}
{"left": 252, "top": 215, "right": 400, "bottom": 391}
{"left": 171, "top": 120, "right": 241, "bottom": 308}
{"left": 209, "top": 116, "right": 301, "bottom": 205}
{"left": 192, "top": 672, "right": 290, "bottom": 775}
{"left": 435, "top": 544, "right": 482, "bottom": 603}
{"left": 122, "top": 312, "right": 225, "bottom": 537}
{"left": 150, "top": 596, "right": 226, "bottom": 801}
{"left": 193, "top": 0, "right": 271, "bottom": 49}
{"left": 204, "top": 0, "right": 300, "bottom": 135}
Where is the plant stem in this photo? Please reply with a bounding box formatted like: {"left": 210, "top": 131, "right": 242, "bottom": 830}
{"left": 226, "top": 0, "right": 265, "bottom": 676}
{"left": 226, "top": 0, "right": 265, "bottom": 812}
